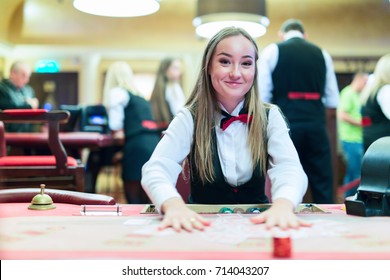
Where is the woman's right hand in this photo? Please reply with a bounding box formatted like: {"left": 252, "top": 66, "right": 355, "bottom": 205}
{"left": 159, "top": 197, "right": 211, "bottom": 232}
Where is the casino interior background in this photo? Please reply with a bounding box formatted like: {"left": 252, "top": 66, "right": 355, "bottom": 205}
{"left": 0, "top": 0, "right": 389, "bottom": 203}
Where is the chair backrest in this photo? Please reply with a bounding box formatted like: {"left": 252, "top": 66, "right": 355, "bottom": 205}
{"left": 0, "top": 109, "right": 70, "bottom": 171}
{"left": 0, "top": 109, "right": 86, "bottom": 192}
{"left": 0, "top": 121, "right": 6, "bottom": 157}
{"left": 79, "top": 105, "right": 109, "bottom": 134}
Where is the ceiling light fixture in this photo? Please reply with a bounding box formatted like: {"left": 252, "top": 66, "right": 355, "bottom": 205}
{"left": 193, "top": 0, "right": 269, "bottom": 39}
{"left": 73, "top": 0, "right": 160, "bottom": 17}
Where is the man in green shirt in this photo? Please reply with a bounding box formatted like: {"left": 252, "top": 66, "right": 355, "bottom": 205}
{"left": 337, "top": 72, "right": 368, "bottom": 197}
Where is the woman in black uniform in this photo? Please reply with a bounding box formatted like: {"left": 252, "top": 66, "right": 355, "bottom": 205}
{"left": 103, "top": 61, "right": 160, "bottom": 203}
{"left": 361, "top": 53, "right": 390, "bottom": 152}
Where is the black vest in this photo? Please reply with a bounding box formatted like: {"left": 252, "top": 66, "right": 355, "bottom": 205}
{"left": 272, "top": 38, "right": 326, "bottom": 123}
{"left": 123, "top": 92, "right": 157, "bottom": 138}
{"left": 362, "top": 91, "right": 390, "bottom": 150}
{"left": 187, "top": 108, "right": 270, "bottom": 204}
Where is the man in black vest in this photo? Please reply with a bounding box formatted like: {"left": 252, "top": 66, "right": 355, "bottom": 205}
{"left": 258, "top": 19, "right": 339, "bottom": 203}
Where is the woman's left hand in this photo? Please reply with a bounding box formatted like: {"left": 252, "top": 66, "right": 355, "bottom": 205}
{"left": 250, "top": 198, "right": 311, "bottom": 230}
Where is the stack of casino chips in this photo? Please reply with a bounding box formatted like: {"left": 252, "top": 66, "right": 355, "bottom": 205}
{"left": 272, "top": 233, "right": 292, "bottom": 258}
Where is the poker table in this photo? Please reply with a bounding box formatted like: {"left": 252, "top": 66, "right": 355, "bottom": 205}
{"left": 1, "top": 202, "right": 390, "bottom": 260}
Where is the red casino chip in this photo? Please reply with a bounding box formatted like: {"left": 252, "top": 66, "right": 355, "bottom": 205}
{"left": 272, "top": 236, "right": 292, "bottom": 258}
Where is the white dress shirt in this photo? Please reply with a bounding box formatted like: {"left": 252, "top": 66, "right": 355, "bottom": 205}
{"left": 165, "top": 82, "right": 186, "bottom": 117}
{"left": 141, "top": 101, "right": 308, "bottom": 210}
{"left": 377, "top": 84, "right": 390, "bottom": 120}
{"left": 258, "top": 31, "right": 339, "bottom": 108}
{"left": 107, "top": 87, "right": 130, "bottom": 131}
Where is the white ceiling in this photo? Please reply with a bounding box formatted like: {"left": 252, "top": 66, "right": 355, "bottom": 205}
{"left": 0, "top": 0, "right": 389, "bottom": 59}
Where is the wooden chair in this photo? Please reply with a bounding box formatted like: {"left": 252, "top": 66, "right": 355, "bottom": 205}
{"left": 0, "top": 109, "right": 85, "bottom": 192}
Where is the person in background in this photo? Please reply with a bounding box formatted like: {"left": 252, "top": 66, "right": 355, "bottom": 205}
{"left": 142, "top": 27, "right": 310, "bottom": 232}
{"left": 361, "top": 53, "right": 390, "bottom": 152}
{"left": 258, "top": 18, "right": 339, "bottom": 204}
{"left": 103, "top": 61, "right": 161, "bottom": 203}
{"left": 0, "top": 61, "right": 39, "bottom": 132}
{"left": 337, "top": 72, "right": 368, "bottom": 197}
{"left": 149, "top": 57, "right": 186, "bottom": 129}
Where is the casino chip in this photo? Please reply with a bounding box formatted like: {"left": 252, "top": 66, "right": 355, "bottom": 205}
{"left": 272, "top": 235, "right": 292, "bottom": 258}
{"left": 246, "top": 207, "right": 267, "bottom": 213}
{"left": 219, "top": 207, "right": 234, "bottom": 213}
{"left": 233, "top": 207, "right": 245, "bottom": 213}
{"left": 246, "top": 207, "right": 261, "bottom": 213}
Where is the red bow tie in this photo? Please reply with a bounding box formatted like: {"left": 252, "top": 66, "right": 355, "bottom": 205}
{"left": 220, "top": 112, "right": 252, "bottom": 131}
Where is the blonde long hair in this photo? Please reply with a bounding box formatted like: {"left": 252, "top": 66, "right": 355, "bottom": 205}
{"left": 361, "top": 53, "right": 390, "bottom": 105}
{"left": 102, "top": 61, "right": 140, "bottom": 108}
{"left": 186, "top": 27, "right": 268, "bottom": 184}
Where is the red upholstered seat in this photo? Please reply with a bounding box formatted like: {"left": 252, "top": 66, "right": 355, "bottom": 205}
{"left": 0, "top": 156, "right": 78, "bottom": 166}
